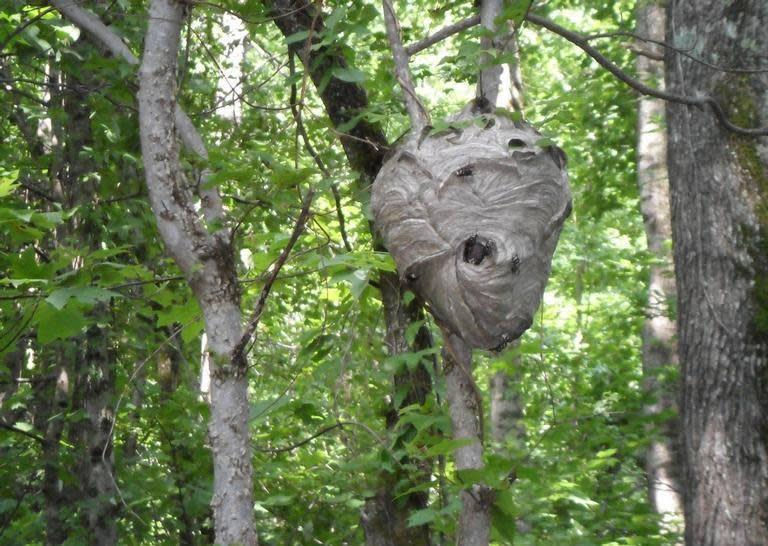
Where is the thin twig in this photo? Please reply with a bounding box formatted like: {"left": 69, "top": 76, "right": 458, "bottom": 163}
{"left": 585, "top": 29, "right": 768, "bottom": 74}
{"left": 381, "top": 0, "right": 430, "bottom": 130}
{"left": 233, "top": 189, "right": 315, "bottom": 363}
{"left": 288, "top": 52, "right": 353, "bottom": 252}
{"left": 0, "top": 421, "right": 45, "bottom": 444}
{"left": 254, "top": 421, "right": 346, "bottom": 453}
{"left": 402, "top": 11, "right": 768, "bottom": 136}
{"left": 406, "top": 15, "right": 480, "bottom": 57}
{"left": 525, "top": 13, "right": 768, "bottom": 136}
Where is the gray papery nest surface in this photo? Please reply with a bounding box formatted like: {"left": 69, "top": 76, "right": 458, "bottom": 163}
{"left": 372, "top": 100, "right": 572, "bottom": 350}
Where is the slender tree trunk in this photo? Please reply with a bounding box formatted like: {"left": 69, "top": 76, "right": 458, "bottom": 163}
{"left": 58, "top": 51, "right": 119, "bottom": 542}
{"left": 32, "top": 348, "right": 69, "bottom": 546}
{"left": 665, "top": 2, "right": 768, "bottom": 545}
{"left": 635, "top": 1, "right": 683, "bottom": 532}
{"left": 70, "top": 319, "right": 117, "bottom": 546}
{"left": 50, "top": 3, "right": 258, "bottom": 542}
{"left": 270, "top": 3, "right": 434, "bottom": 544}
{"left": 138, "top": 1, "right": 256, "bottom": 544}
{"left": 444, "top": 333, "right": 491, "bottom": 546}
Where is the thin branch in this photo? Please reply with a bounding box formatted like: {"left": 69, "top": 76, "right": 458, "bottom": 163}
{"left": 329, "top": 184, "right": 353, "bottom": 252}
{"left": 253, "top": 421, "right": 345, "bottom": 453}
{"left": 49, "top": 0, "right": 227, "bottom": 221}
{"left": 585, "top": 29, "right": 768, "bottom": 74}
{"left": 381, "top": 0, "right": 430, "bottom": 131}
{"left": 478, "top": 0, "right": 504, "bottom": 105}
{"left": 0, "top": 7, "right": 56, "bottom": 53}
{"left": 0, "top": 422, "right": 45, "bottom": 444}
{"left": 525, "top": 13, "right": 768, "bottom": 136}
{"left": 17, "top": 179, "right": 59, "bottom": 203}
{"left": 403, "top": 11, "right": 768, "bottom": 136}
{"left": 233, "top": 189, "right": 315, "bottom": 363}
{"left": 406, "top": 14, "right": 480, "bottom": 57}
{"left": 288, "top": 52, "right": 353, "bottom": 252}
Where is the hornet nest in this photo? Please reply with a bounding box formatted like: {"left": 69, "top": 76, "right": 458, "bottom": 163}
{"left": 372, "top": 99, "right": 572, "bottom": 351}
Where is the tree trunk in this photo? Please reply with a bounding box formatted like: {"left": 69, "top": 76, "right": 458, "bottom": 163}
{"left": 138, "top": 1, "right": 256, "bottom": 544}
{"left": 443, "top": 333, "right": 491, "bottom": 546}
{"left": 665, "top": 2, "right": 768, "bottom": 545}
{"left": 635, "top": 1, "right": 683, "bottom": 532}
{"left": 70, "top": 319, "right": 117, "bottom": 546}
{"left": 270, "top": 3, "right": 434, "bottom": 544}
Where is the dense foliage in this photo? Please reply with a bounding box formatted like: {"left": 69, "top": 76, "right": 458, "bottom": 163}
{"left": 0, "top": 1, "right": 680, "bottom": 544}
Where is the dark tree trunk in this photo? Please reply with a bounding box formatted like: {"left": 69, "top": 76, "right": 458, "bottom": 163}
{"left": 38, "top": 348, "right": 70, "bottom": 546}
{"left": 665, "top": 2, "right": 768, "bottom": 545}
{"left": 58, "top": 46, "right": 118, "bottom": 544}
{"left": 270, "top": 3, "right": 433, "bottom": 544}
{"left": 635, "top": 1, "right": 683, "bottom": 531}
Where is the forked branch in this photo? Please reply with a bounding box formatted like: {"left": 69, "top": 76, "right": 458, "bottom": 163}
{"left": 382, "top": 0, "right": 430, "bottom": 130}
{"left": 405, "top": 11, "right": 768, "bottom": 136}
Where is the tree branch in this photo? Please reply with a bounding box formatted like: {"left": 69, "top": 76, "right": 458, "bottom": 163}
{"left": 585, "top": 29, "right": 768, "bottom": 74}
{"left": 0, "top": 7, "right": 56, "bottom": 53}
{"left": 253, "top": 421, "right": 345, "bottom": 453}
{"left": 403, "top": 12, "right": 768, "bottom": 136}
{"left": 477, "top": 0, "right": 504, "bottom": 105}
{"left": 381, "top": 0, "right": 430, "bottom": 131}
{"left": 406, "top": 15, "right": 481, "bottom": 57}
{"left": 0, "top": 422, "right": 45, "bottom": 444}
{"left": 233, "top": 189, "right": 315, "bottom": 362}
{"left": 525, "top": 13, "right": 768, "bottom": 136}
{"left": 49, "top": 0, "right": 227, "bottom": 222}
{"left": 288, "top": 51, "right": 352, "bottom": 252}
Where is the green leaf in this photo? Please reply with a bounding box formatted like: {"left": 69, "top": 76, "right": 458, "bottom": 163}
{"left": 536, "top": 137, "right": 556, "bottom": 147}
{"left": 262, "top": 494, "right": 294, "bottom": 506}
{"left": 491, "top": 504, "right": 517, "bottom": 542}
{"left": 324, "top": 6, "right": 346, "bottom": 29}
{"left": 332, "top": 66, "right": 366, "bottom": 83}
{"left": 405, "top": 319, "right": 425, "bottom": 345}
{"left": 45, "top": 287, "right": 120, "bottom": 310}
{"left": 596, "top": 448, "right": 617, "bottom": 458}
{"left": 0, "top": 170, "right": 19, "bottom": 198}
{"left": 494, "top": 489, "right": 516, "bottom": 517}
{"left": 285, "top": 30, "right": 310, "bottom": 45}
{"left": 12, "top": 422, "right": 33, "bottom": 433}
{"left": 424, "top": 437, "right": 475, "bottom": 457}
{"left": 36, "top": 302, "right": 87, "bottom": 343}
{"left": 407, "top": 508, "right": 437, "bottom": 527}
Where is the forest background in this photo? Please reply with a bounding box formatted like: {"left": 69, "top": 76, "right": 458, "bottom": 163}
{"left": 0, "top": 1, "right": 766, "bottom": 545}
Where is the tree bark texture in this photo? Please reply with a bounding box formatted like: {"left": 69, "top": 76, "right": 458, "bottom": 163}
{"left": 665, "top": 2, "right": 768, "bottom": 545}
{"left": 138, "top": 1, "right": 256, "bottom": 544}
{"left": 270, "top": 3, "right": 433, "bottom": 544}
{"left": 444, "top": 333, "right": 492, "bottom": 546}
{"left": 635, "top": 1, "right": 684, "bottom": 531}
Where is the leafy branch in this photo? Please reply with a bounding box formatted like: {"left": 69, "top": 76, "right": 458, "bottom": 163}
{"left": 405, "top": 12, "right": 768, "bottom": 136}
{"left": 233, "top": 189, "right": 315, "bottom": 364}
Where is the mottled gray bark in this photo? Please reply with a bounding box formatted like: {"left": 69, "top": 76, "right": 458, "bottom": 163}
{"left": 665, "top": 2, "right": 768, "bottom": 545}
{"left": 444, "top": 333, "right": 491, "bottom": 546}
{"left": 138, "top": 1, "right": 255, "bottom": 544}
{"left": 477, "top": 0, "right": 504, "bottom": 106}
{"left": 635, "top": 2, "right": 683, "bottom": 533}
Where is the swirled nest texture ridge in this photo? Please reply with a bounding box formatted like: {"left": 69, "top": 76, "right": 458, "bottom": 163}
{"left": 372, "top": 102, "right": 572, "bottom": 350}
